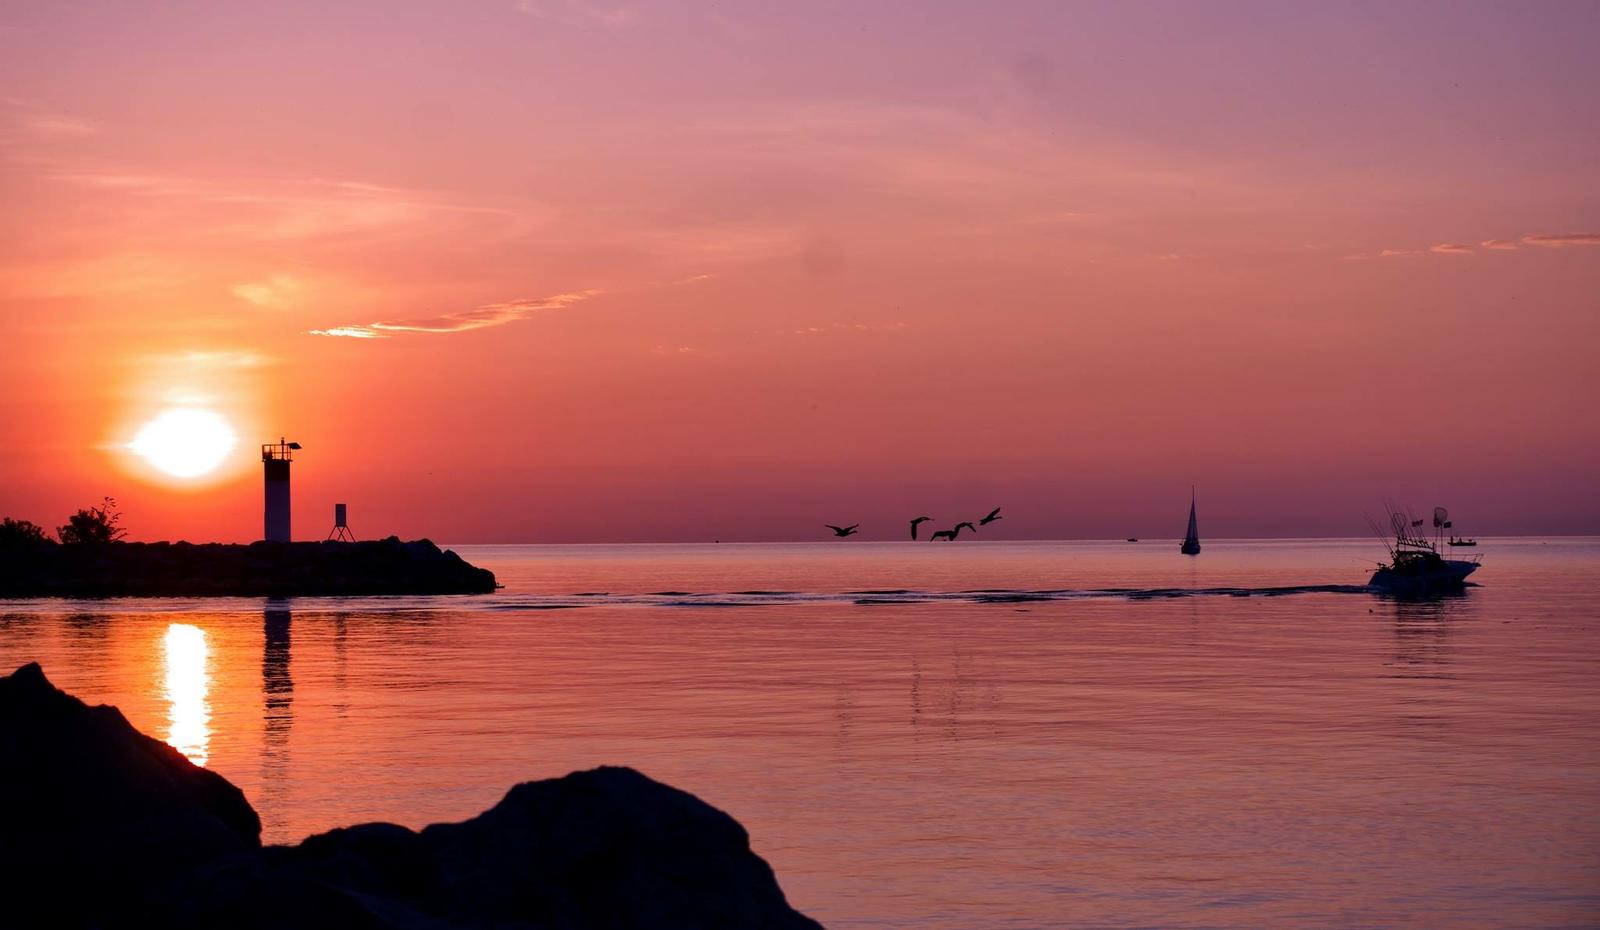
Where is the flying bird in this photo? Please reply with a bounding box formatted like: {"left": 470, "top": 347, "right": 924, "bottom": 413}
{"left": 826, "top": 524, "right": 860, "bottom": 537}
{"left": 979, "top": 507, "right": 1003, "bottom": 526}
{"left": 931, "top": 522, "right": 977, "bottom": 541}
{"left": 909, "top": 516, "right": 933, "bottom": 540}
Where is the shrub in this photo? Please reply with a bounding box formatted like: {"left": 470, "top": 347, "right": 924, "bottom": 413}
{"left": 57, "top": 497, "right": 127, "bottom": 545}
{"left": 0, "top": 517, "right": 50, "bottom": 547}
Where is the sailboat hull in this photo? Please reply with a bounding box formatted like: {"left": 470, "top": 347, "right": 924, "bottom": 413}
{"left": 1180, "top": 540, "right": 1200, "bottom": 555}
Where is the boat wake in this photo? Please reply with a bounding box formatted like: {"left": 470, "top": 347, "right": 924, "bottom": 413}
{"left": 483, "top": 583, "right": 1374, "bottom": 610}
{"left": 3, "top": 582, "right": 1381, "bottom": 616}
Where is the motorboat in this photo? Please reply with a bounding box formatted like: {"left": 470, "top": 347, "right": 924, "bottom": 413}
{"left": 1368, "top": 507, "right": 1479, "bottom": 595}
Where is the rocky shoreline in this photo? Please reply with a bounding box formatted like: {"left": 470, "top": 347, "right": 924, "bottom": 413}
{"left": 0, "top": 537, "right": 497, "bottom": 597}
{"left": 0, "top": 662, "right": 822, "bottom": 928}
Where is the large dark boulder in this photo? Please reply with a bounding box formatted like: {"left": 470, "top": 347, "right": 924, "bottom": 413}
{"left": 0, "top": 664, "right": 822, "bottom": 929}
{"left": 0, "top": 662, "right": 261, "bottom": 923}
{"left": 303, "top": 768, "right": 821, "bottom": 929}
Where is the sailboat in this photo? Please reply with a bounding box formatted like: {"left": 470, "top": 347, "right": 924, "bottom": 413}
{"left": 1180, "top": 488, "right": 1200, "bottom": 555}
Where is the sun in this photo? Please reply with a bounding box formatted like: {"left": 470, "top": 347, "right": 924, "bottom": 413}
{"left": 129, "top": 408, "right": 239, "bottom": 478}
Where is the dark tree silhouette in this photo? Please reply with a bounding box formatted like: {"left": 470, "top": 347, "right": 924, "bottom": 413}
{"left": 0, "top": 517, "right": 50, "bottom": 547}
{"left": 57, "top": 497, "right": 127, "bottom": 545}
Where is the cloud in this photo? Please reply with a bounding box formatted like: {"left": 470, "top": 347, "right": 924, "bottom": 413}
{"left": 0, "top": 98, "right": 97, "bottom": 140}
{"left": 21, "top": 114, "right": 96, "bottom": 137}
{"left": 1480, "top": 239, "right": 1518, "bottom": 250}
{"left": 1430, "top": 243, "right": 1474, "bottom": 255}
{"left": 133, "top": 349, "right": 276, "bottom": 369}
{"left": 789, "top": 321, "right": 909, "bottom": 336}
{"left": 232, "top": 274, "right": 303, "bottom": 308}
{"left": 1379, "top": 249, "right": 1414, "bottom": 258}
{"left": 309, "top": 290, "right": 599, "bottom": 338}
{"left": 45, "top": 171, "right": 518, "bottom": 243}
{"left": 514, "top": 0, "right": 636, "bottom": 28}
{"left": 307, "top": 326, "right": 386, "bottom": 339}
{"left": 1521, "top": 233, "right": 1600, "bottom": 248}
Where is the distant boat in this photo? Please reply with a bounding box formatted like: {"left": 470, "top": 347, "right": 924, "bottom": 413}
{"left": 1179, "top": 488, "right": 1200, "bottom": 555}
{"left": 1126, "top": 537, "right": 1139, "bottom": 543}
{"left": 1448, "top": 536, "right": 1478, "bottom": 547}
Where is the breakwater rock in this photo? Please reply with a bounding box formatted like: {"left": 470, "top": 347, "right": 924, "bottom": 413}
{"left": 0, "top": 537, "right": 497, "bottom": 597}
{"left": 0, "top": 663, "right": 823, "bottom": 929}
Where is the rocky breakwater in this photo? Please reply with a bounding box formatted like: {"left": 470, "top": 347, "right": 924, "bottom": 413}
{"left": 0, "top": 536, "right": 497, "bottom": 597}
{"left": 0, "top": 662, "right": 823, "bottom": 929}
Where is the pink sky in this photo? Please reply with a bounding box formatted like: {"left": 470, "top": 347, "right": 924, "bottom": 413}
{"left": 2, "top": 1, "right": 1597, "bottom": 541}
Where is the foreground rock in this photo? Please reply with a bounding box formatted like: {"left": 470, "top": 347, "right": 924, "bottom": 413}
{"left": 0, "top": 662, "right": 261, "bottom": 894}
{"left": 0, "top": 536, "right": 496, "bottom": 597}
{"left": 0, "top": 664, "right": 822, "bottom": 929}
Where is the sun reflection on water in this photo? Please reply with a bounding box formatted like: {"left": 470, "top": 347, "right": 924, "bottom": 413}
{"left": 163, "top": 623, "right": 211, "bottom": 766}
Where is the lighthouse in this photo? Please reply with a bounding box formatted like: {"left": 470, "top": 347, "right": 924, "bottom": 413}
{"left": 262, "top": 438, "right": 300, "bottom": 542}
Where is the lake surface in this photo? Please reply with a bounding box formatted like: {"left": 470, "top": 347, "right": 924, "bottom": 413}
{"left": 2, "top": 538, "right": 1597, "bottom": 928}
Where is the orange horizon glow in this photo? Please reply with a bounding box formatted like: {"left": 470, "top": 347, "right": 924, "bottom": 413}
{"left": 2, "top": 3, "right": 1597, "bottom": 542}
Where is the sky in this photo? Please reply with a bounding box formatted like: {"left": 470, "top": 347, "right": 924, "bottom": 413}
{"left": 2, "top": 1, "right": 1597, "bottom": 542}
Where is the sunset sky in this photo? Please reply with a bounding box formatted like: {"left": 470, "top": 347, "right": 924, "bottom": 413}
{"left": 3, "top": 1, "right": 1597, "bottom": 542}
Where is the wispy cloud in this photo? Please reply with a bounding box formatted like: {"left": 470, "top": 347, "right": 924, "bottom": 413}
{"left": 232, "top": 274, "right": 303, "bottom": 308}
{"left": 514, "top": 0, "right": 637, "bottom": 28}
{"left": 132, "top": 349, "right": 277, "bottom": 369}
{"left": 307, "top": 326, "right": 386, "bottom": 339}
{"left": 1370, "top": 234, "right": 1600, "bottom": 259}
{"left": 1522, "top": 233, "right": 1600, "bottom": 248}
{"left": 790, "top": 321, "right": 909, "bottom": 336}
{"left": 0, "top": 98, "right": 97, "bottom": 141}
{"left": 310, "top": 290, "right": 599, "bottom": 338}
{"left": 44, "top": 171, "right": 518, "bottom": 242}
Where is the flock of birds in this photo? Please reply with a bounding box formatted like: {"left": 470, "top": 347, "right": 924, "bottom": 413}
{"left": 826, "top": 507, "right": 1003, "bottom": 541}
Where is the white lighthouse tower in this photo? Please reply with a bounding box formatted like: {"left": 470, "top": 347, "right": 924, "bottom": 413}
{"left": 262, "top": 438, "right": 300, "bottom": 542}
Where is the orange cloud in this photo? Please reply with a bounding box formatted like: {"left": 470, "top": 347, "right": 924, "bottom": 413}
{"left": 232, "top": 275, "right": 304, "bottom": 308}
{"left": 1480, "top": 239, "right": 1518, "bottom": 250}
{"left": 1430, "top": 243, "right": 1474, "bottom": 255}
{"left": 309, "top": 290, "right": 599, "bottom": 339}
{"left": 1522, "top": 233, "right": 1600, "bottom": 248}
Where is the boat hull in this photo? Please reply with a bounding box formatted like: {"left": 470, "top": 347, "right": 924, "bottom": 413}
{"left": 1180, "top": 540, "right": 1200, "bottom": 555}
{"left": 1368, "top": 559, "right": 1478, "bottom": 595}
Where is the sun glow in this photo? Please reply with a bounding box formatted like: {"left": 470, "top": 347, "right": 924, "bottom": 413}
{"left": 129, "top": 408, "right": 239, "bottom": 478}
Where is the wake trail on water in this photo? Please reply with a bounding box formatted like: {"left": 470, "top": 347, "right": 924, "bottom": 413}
{"left": 2, "top": 583, "right": 1377, "bottom": 616}
{"left": 484, "top": 583, "right": 1374, "bottom": 610}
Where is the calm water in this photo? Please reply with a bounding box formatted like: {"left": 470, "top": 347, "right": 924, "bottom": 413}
{"left": 2, "top": 538, "right": 1597, "bottom": 928}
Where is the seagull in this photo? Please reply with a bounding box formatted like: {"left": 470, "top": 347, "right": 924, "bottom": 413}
{"left": 909, "top": 516, "right": 933, "bottom": 540}
{"left": 979, "top": 507, "right": 1003, "bottom": 526}
{"left": 931, "top": 522, "right": 977, "bottom": 541}
{"left": 826, "top": 524, "right": 860, "bottom": 537}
